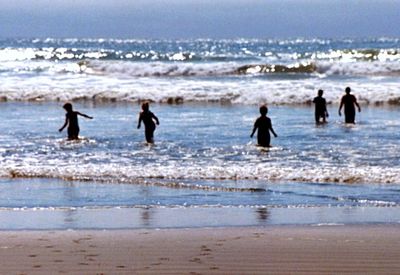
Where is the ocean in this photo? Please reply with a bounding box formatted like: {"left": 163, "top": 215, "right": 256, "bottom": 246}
{"left": 0, "top": 38, "right": 400, "bottom": 229}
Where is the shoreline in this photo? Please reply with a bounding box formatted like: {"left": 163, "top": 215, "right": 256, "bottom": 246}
{"left": 1, "top": 225, "right": 400, "bottom": 274}
{"left": 1, "top": 205, "right": 400, "bottom": 230}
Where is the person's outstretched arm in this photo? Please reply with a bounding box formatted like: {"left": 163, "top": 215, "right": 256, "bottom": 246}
{"left": 59, "top": 117, "right": 68, "bottom": 132}
{"left": 152, "top": 113, "right": 160, "bottom": 125}
{"left": 137, "top": 113, "right": 142, "bottom": 129}
{"left": 270, "top": 125, "right": 278, "bottom": 138}
{"left": 355, "top": 100, "right": 361, "bottom": 112}
{"left": 338, "top": 99, "right": 344, "bottom": 116}
{"left": 77, "top": 112, "right": 93, "bottom": 119}
{"left": 324, "top": 100, "right": 329, "bottom": 117}
{"left": 250, "top": 125, "right": 257, "bottom": 138}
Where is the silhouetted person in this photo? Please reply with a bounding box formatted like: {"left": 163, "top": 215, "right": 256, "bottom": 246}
{"left": 59, "top": 103, "right": 93, "bottom": 140}
{"left": 313, "top": 89, "right": 329, "bottom": 124}
{"left": 338, "top": 87, "right": 361, "bottom": 124}
{"left": 137, "top": 102, "right": 159, "bottom": 144}
{"left": 250, "top": 105, "right": 277, "bottom": 147}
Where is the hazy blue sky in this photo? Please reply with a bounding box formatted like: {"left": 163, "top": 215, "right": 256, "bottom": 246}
{"left": 1, "top": 0, "right": 400, "bottom": 39}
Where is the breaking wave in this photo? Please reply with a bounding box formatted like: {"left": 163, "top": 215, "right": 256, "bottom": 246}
{"left": 3, "top": 58, "right": 400, "bottom": 78}
{"left": 2, "top": 163, "right": 400, "bottom": 187}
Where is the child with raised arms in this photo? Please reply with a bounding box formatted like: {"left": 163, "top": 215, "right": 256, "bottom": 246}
{"left": 59, "top": 103, "right": 93, "bottom": 140}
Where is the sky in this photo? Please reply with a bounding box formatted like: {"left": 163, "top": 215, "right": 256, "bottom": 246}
{"left": 1, "top": 0, "right": 400, "bottom": 39}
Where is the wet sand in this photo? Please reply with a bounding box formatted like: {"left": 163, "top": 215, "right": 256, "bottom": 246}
{"left": 1, "top": 225, "right": 400, "bottom": 274}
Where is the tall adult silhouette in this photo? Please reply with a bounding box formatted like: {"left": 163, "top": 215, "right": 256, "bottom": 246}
{"left": 338, "top": 87, "right": 361, "bottom": 124}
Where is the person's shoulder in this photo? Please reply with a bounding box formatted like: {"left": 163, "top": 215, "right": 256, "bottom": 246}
{"left": 255, "top": 116, "right": 262, "bottom": 122}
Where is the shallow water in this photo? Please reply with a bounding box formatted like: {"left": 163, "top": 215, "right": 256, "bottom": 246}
{"left": 1, "top": 102, "right": 399, "bottom": 186}
{"left": 0, "top": 101, "right": 400, "bottom": 228}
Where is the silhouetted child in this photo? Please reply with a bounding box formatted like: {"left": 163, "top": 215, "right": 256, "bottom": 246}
{"left": 250, "top": 105, "right": 277, "bottom": 147}
{"left": 137, "top": 102, "right": 159, "bottom": 144}
{"left": 59, "top": 103, "right": 93, "bottom": 140}
{"left": 313, "top": 89, "right": 329, "bottom": 124}
{"left": 338, "top": 87, "right": 361, "bottom": 124}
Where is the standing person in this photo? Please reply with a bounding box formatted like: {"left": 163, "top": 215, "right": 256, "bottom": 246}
{"left": 137, "top": 102, "right": 160, "bottom": 144}
{"left": 250, "top": 105, "right": 278, "bottom": 147}
{"left": 313, "top": 89, "right": 329, "bottom": 124}
{"left": 59, "top": 103, "right": 93, "bottom": 140}
{"left": 338, "top": 87, "right": 361, "bottom": 124}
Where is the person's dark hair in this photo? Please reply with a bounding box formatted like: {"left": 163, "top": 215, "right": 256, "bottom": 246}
{"left": 345, "top": 87, "right": 351, "bottom": 93}
{"left": 259, "top": 105, "right": 268, "bottom": 115}
{"left": 141, "top": 101, "right": 149, "bottom": 111}
{"left": 318, "top": 89, "right": 323, "bottom": 96}
{"left": 63, "top": 103, "right": 73, "bottom": 112}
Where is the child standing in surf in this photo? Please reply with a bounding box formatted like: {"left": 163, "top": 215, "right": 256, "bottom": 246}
{"left": 313, "top": 89, "right": 329, "bottom": 124}
{"left": 137, "top": 102, "right": 160, "bottom": 144}
{"left": 250, "top": 105, "right": 278, "bottom": 147}
{"left": 59, "top": 103, "right": 93, "bottom": 140}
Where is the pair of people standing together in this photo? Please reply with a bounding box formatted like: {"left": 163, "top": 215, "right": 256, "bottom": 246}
{"left": 250, "top": 87, "right": 362, "bottom": 148}
{"left": 313, "top": 86, "right": 361, "bottom": 124}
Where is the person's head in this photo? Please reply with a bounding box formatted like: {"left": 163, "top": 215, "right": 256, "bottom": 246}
{"left": 141, "top": 101, "right": 149, "bottom": 112}
{"left": 318, "top": 89, "right": 323, "bottom": 96}
{"left": 259, "top": 105, "right": 268, "bottom": 116}
{"left": 345, "top": 87, "right": 351, "bottom": 94}
{"left": 63, "top": 103, "right": 73, "bottom": 112}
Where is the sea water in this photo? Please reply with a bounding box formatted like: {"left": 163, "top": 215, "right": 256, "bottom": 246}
{"left": 0, "top": 38, "right": 400, "bottom": 229}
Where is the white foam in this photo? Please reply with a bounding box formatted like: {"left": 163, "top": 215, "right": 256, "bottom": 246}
{"left": 316, "top": 61, "right": 400, "bottom": 76}
{"left": 1, "top": 160, "right": 399, "bottom": 185}
{"left": 1, "top": 69, "right": 400, "bottom": 105}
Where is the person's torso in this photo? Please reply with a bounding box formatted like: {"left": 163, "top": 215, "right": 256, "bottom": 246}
{"left": 67, "top": 112, "right": 79, "bottom": 128}
{"left": 256, "top": 116, "right": 271, "bottom": 132}
{"left": 141, "top": 111, "right": 155, "bottom": 126}
{"left": 343, "top": 95, "right": 356, "bottom": 109}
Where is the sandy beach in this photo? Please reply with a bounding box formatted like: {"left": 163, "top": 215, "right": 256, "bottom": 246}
{"left": 1, "top": 225, "right": 399, "bottom": 274}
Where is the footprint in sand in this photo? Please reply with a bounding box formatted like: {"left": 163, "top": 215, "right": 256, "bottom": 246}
{"left": 84, "top": 254, "right": 99, "bottom": 262}
{"left": 200, "top": 245, "right": 212, "bottom": 252}
{"left": 253, "top": 232, "right": 265, "bottom": 238}
{"left": 215, "top": 239, "right": 226, "bottom": 247}
{"left": 73, "top": 237, "right": 92, "bottom": 244}
{"left": 37, "top": 238, "right": 50, "bottom": 242}
{"left": 28, "top": 254, "right": 37, "bottom": 258}
{"left": 189, "top": 258, "right": 203, "bottom": 264}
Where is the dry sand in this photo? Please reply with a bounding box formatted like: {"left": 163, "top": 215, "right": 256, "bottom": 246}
{"left": 1, "top": 225, "right": 399, "bottom": 274}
